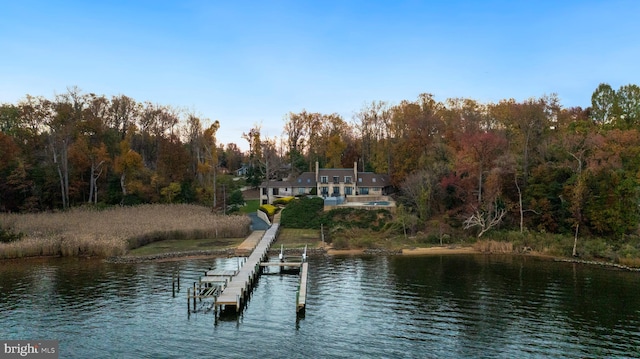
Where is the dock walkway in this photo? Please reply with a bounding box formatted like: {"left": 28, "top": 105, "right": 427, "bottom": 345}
{"left": 215, "top": 223, "right": 279, "bottom": 312}
{"left": 297, "top": 262, "right": 308, "bottom": 313}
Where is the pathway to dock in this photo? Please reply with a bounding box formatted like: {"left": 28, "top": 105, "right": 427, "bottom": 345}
{"left": 234, "top": 230, "right": 265, "bottom": 256}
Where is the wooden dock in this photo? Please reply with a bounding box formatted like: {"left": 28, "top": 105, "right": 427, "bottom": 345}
{"left": 297, "top": 262, "right": 308, "bottom": 313}
{"left": 214, "top": 223, "right": 279, "bottom": 312}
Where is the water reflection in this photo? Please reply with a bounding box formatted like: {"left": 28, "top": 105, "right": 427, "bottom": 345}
{"left": 1, "top": 254, "right": 639, "bottom": 358}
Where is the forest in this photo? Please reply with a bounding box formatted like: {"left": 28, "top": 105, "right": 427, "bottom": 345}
{"left": 1, "top": 83, "right": 640, "bottom": 245}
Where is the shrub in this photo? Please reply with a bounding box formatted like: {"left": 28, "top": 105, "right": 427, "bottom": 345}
{"left": 322, "top": 207, "right": 392, "bottom": 231}
{"left": 280, "top": 197, "right": 324, "bottom": 228}
{"left": 582, "top": 239, "right": 615, "bottom": 261}
{"left": 259, "top": 204, "right": 277, "bottom": 217}
{"left": 0, "top": 227, "right": 23, "bottom": 243}
{"left": 228, "top": 190, "right": 245, "bottom": 206}
{"left": 331, "top": 237, "right": 349, "bottom": 250}
{"left": 273, "top": 196, "right": 295, "bottom": 205}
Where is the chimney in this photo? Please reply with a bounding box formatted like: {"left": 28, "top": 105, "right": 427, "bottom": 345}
{"left": 354, "top": 162, "right": 357, "bottom": 182}
{"left": 315, "top": 161, "right": 319, "bottom": 182}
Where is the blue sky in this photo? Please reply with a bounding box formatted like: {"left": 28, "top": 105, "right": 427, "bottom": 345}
{"left": 2, "top": 1, "right": 639, "bottom": 149}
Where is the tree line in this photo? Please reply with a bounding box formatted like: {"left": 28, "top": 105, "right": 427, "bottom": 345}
{"left": 268, "top": 83, "right": 640, "bottom": 242}
{"left": 0, "top": 87, "right": 244, "bottom": 211}
{"left": 2, "top": 83, "right": 640, "bottom": 242}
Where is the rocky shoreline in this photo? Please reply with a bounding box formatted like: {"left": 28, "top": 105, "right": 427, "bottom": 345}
{"left": 553, "top": 257, "right": 640, "bottom": 272}
{"left": 105, "top": 247, "right": 403, "bottom": 264}
{"left": 106, "top": 246, "right": 640, "bottom": 272}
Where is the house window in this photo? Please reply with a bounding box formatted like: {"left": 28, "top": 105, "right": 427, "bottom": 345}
{"left": 262, "top": 188, "right": 267, "bottom": 195}
{"left": 333, "top": 176, "right": 339, "bottom": 184}
{"left": 345, "top": 176, "right": 352, "bottom": 184}
{"left": 298, "top": 188, "right": 305, "bottom": 195}
{"left": 321, "top": 186, "right": 329, "bottom": 195}
{"left": 358, "top": 178, "right": 362, "bottom": 182}
{"left": 262, "top": 199, "right": 268, "bottom": 204}
{"left": 345, "top": 187, "right": 353, "bottom": 195}
{"left": 333, "top": 187, "right": 340, "bottom": 196}
{"left": 321, "top": 176, "right": 328, "bottom": 184}
{"left": 272, "top": 188, "right": 279, "bottom": 195}
{"left": 360, "top": 187, "right": 369, "bottom": 195}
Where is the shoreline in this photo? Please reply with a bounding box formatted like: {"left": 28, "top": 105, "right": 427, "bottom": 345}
{"left": 104, "top": 245, "right": 640, "bottom": 272}
{"left": 4, "top": 244, "right": 639, "bottom": 272}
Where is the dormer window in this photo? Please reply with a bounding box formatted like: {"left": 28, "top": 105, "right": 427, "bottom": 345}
{"left": 321, "top": 176, "right": 328, "bottom": 184}
{"left": 345, "top": 176, "right": 352, "bottom": 184}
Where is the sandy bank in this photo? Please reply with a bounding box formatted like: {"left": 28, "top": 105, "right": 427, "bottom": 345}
{"left": 402, "top": 246, "right": 480, "bottom": 255}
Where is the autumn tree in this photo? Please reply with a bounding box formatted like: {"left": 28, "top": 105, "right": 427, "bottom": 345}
{"left": 108, "top": 95, "right": 139, "bottom": 140}
{"left": 114, "top": 133, "right": 144, "bottom": 205}
{"left": 354, "top": 101, "right": 391, "bottom": 172}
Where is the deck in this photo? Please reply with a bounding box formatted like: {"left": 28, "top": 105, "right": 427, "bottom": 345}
{"left": 214, "top": 223, "right": 279, "bottom": 311}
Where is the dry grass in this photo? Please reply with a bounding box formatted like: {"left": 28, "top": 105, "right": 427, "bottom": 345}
{"left": 619, "top": 256, "right": 640, "bottom": 268}
{"left": 276, "top": 228, "right": 321, "bottom": 248}
{"left": 0, "top": 204, "right": 251, "bottom": 259}
{"left": 473, "top": 240, "right": 514, "bottom": 253}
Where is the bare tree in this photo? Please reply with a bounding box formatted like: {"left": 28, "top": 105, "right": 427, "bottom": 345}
{"left": 463, "top": 201, "right": 507, "bottom": 237}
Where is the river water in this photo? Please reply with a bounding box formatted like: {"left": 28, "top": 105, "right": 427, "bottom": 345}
{"left": 1, "top": 254, "right": 639, "bottom": 358}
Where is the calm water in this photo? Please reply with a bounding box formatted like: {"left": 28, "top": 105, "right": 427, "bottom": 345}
{"left": 1, "top": 254, "right": 639, "bottom": 358}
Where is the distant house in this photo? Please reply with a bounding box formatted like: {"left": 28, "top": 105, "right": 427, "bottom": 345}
{"left": 259, "top": 162, "right": 391, "bottom": 204}
{"left": 235, "top": 164, "right": 249, "bottom": 177}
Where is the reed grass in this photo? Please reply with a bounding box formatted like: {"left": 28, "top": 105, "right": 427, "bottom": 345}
{"left": 473, "top": 240, "right": 514, "bottom": 253}
{"left": 0, "top": 204, "right": 251, "bottom": 260}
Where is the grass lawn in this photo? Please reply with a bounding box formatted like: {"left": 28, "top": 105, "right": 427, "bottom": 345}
{"left": 127, "top": 237, "right": 245, "bottom": 256}
{"left": 240, "top": 199, "right": 260, "bottom": 214}
{"left": 276, "top": 228, "right": 323, "bottom": 248}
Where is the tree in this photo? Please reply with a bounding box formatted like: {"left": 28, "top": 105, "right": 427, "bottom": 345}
{"left": 458, "top": 131, "right": 507, "bottom": 204}
{"left": 388, "top": 94, "right": 445, "bottom": 185}
{"left": 48, "top": 87, "right": 87, "bottom": 208}
{"left": 114, "top": 136, "right": 143, "bottom": 205}
{"left": 354, "top": 101, "right": 392, "bottom": 172}
{"left": 590, "top": 83, "right": 617, "bottom": 126}
{"left": 160, "top": 182, "right": 181, "bottom": 203}
{"left": 615, "top": 84, "right": 640, "bottom": 129}
{"left": 243, "top": 125, "right": 263, "bottom": 188}
{"left": 202, "top": 121, "right": 220, "bottom": 208}
{"left": 463, "top": 199, "right": 507, "bottom": 237}
{"left": 108, "top": 95, "right": 139, "bottom": 140}
{"left": 0, "top": 132, "right": 22, "bottom": 211}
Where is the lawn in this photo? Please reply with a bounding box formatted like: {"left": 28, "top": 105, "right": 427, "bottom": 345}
{"left": 127, "top": 237, "right": 245, "bottom": 256}
{"left": 240, "top": 199, "right": 260, "bottom": 214}
{"left": 275, "top": 228, "right": 323, "bottom": 248}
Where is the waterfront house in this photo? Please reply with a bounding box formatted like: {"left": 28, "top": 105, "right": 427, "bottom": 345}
{"left": 259, "top": 162, "right": 391, "bottom": 205}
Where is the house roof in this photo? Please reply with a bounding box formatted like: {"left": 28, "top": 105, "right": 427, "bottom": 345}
{"left": 261, "top": 170, "right": 391, "bottom": 189}
{"left": 292, "top": 172, "right": 315, "bottom": 186}
{"left": 260, "top": 180, "right": 294, "bottom": 188}
{"left": 317, "top": 168, "right": 354, "bottom": 178}
{"left": 357, "top": 172, "right": 391, "bottom": 187}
